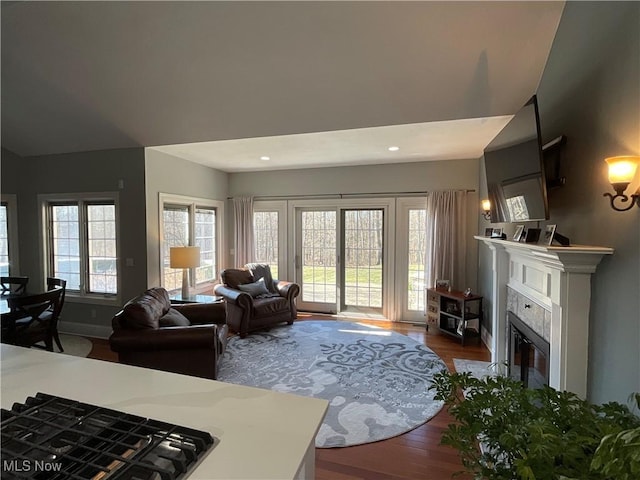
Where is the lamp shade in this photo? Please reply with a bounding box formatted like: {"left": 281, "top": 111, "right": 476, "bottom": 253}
{"left": 481, "top": 199, "right": 491, "bottom": 211}
{"left": 605, "top": 156, "right": 640, "bottom": 184}
{"left": 170, "top": 246, "right": 201, "bottom": 269}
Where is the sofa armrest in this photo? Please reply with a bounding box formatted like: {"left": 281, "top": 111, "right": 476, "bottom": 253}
{"left": 173, "top": 302, "right": 226, "bottom": 325}
{"left": 214, "top": 285, "right": 253, "bottom": 307}
{"left": 109, "top": 325, "right": 218, "bottom": 352}
{"left": 275, "top": 280, "right": 300, "bottom": 300}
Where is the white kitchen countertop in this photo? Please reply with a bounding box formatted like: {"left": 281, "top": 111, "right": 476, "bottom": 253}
{"left": 0, "top": 345, "right": 328, "bottom": 479}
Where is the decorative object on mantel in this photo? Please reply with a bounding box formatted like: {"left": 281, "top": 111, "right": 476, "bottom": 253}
{"left": 490, "top": 227, "right": 505, "bottom": 239}
{"left": 484, "top": 227, "right": 493, "bottom": 237}
{"left": 541, "top": 224, "right": 557, "bottom": 246}
{"left": 540, "top": 224, "right": 571, "bottom": 246}
{"left": 523, "top": 227, "right": 541, "bottom": 243}
{"left": 218, "top": 321, "right": 448, "bottom": 448}
{"left": 513, "top": 224, "right": 525, "bottom": 242}
{"left": 481, "top": 199, "right": 492, "bottom": 220}
{"left": 603, "top": 155, "right": 640, "bottom": 211}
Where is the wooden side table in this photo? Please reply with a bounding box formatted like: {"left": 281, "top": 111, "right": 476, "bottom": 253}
{"left": 426, "top": 288, "right": 483, "bottom": 346}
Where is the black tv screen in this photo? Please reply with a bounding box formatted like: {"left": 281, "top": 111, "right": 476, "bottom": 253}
{"left": 483, "top": 95, "right": 549, "bottom": 223}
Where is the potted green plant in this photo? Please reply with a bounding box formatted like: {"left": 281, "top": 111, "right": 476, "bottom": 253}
{"left": 431, "top": 371, "right": 640, "bottom": 479}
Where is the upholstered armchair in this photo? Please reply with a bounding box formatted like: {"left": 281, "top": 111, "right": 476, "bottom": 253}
{"left": 109, "top": 287, "right": 228, "bottom": 380}
{"left": 214, "top": 263, "right": 300, "bottom": 338}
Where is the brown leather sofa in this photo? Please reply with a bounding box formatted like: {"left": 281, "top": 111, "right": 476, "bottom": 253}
{"left": 214, "top": 264, "right": 299, "bottom": 338}
{"left": 109, "top": 287, "right": 228, "bottom": 380}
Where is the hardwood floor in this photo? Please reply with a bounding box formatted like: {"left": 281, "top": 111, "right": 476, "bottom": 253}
{"left": 87, "top": 316, "right": 490, "bottom": 480}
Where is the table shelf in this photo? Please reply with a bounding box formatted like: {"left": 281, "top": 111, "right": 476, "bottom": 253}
{"left": 426, "top": 288, "right": 483, "bottom": 346}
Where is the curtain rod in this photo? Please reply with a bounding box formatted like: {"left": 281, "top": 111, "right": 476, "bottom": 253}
{"left": 228, "top": 189, "right": 476, "bottom": 201}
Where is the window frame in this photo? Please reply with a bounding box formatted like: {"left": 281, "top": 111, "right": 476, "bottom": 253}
{"left": 39, "top": 192, "right": 121, "bottom": 305}
{"left": 394, "top": 197, "right": 428, "bottom": 322}
{"left": 252, "top": 200, "right": 287, "bottom": 279}
{"left": 1, "top": 194, "right": 20, "bottom": 276}
{"left": 158, "top": 193, "right": 225, "bottom": 293}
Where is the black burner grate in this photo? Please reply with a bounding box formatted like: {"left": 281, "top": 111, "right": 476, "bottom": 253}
{"left": 1, "top": 392, "right": 217, "bottom": 480}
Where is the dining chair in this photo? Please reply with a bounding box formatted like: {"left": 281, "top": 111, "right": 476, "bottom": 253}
{"left": 4, "top": 288, "right": 64, "bottom": 352}
{"left": 0, "top": 276, "right": 29, "bottom": 296}
{"left": 46, "top": 277, "right": 67, "bottom": 352}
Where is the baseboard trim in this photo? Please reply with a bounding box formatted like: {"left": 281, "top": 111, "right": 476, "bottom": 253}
{"left": 481, "top": 328, "right": 492, "bottom": 353}
{"left": 59, "top": 321, "right": 111, "bottom": 340}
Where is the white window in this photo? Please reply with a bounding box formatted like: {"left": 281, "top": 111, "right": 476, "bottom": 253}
{"left": 253, "top": 210, "right": 279, "bottom": 278}
{"left": 0, "top": 202, "right": 9, "bottom": 276}
{"left": 253, "top": 201, "right": 287, "bottom": 279}
{"left": 395, "top": 197, "right": 427, "bottom": 323}
{"left": 41, "top": 193, "right": 119, "bottom": 299}
{"left": 160, "top": 194, "right": 223, "bottom": 293}
{"left": 0, "top": 195, "right": 19, "bottom": 276}
{"left": 407, "top": 208, "right": 427, "bottom": 312}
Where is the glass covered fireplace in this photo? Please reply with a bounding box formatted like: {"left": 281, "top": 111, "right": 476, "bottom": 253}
{"left": 508, "top": 311, "right": 550, "bottom": 389}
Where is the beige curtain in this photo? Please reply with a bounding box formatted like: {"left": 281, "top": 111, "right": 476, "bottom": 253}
{"left": 425, "top": 190, "right": 468, "bottom": 290}
{"left": 233, "top": 196, "right": 254, "bottom": 267}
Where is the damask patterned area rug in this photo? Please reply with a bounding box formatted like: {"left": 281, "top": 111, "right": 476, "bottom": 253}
{"left": 218, "top": 320, "right": 448, "bottom": 448}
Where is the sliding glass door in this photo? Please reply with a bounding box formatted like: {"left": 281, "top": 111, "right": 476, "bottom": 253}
{"left": 296, "top": 209, "right": 338, "bottom": 312}
{"left": 341, "top": 209, "right": 383, "bottom": 314}
{"left": 294, "top": 207, "right": 384, "bottom": 315}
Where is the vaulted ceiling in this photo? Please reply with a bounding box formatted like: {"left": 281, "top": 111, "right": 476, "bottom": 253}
{"left": 1, "top": 1, "right": 565, "bottom": 171}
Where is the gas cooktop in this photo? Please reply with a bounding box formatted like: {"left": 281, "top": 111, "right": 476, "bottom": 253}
{"left": 1, "top": 392, "right": 217, "bottom": 480}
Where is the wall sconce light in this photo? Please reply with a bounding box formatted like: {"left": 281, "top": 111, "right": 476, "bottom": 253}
{"left": 604, "top": 156, "right": 640, "bottom": 211}
{"left": 481, "top": 199, "right": 492, "bottom": 220}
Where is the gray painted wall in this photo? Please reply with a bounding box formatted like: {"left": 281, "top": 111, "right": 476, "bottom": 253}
{"left": 0, "top": 147, "right": 148, "bottom": 336}
{"left": 144, "top": 149, "right": 228, "bottom": 287}
{"left": 478, "top": 2, "right": 640, "bottom": 405}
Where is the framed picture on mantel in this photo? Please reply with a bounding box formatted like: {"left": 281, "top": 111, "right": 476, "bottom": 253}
{"left": 524, "top": 227, "right": 541, "bottom": 243}
{"left": 513, "top": 225, "right": 525, "bottom": 242}
{"left": 541, "top": 224, "right": 557, "bottom": 246}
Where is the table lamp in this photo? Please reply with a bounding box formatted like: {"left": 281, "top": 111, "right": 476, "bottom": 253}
{"left": 170, "top": 246, "right": 200, "bottom": 298}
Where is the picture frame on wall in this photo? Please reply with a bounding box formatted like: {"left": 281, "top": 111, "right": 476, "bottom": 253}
{"left": 541, "top": 224, "right": 557, "bottom": 245}
{"left": 513, "top": 225, "right": 525, "bottom": 242}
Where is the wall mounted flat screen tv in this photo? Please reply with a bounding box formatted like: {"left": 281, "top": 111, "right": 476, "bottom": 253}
{"left": 484, "top": 95, "right": 549, "bottom": 223}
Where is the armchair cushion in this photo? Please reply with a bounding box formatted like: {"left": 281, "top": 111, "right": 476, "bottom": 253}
{"left": 121, "top": 287, "right": 171, "bottom": 329}
{"left": 221, "top": 269, "right": 253, "bottom": 289}
{"left": 159, "top": 308, "right": 191, "bottom": 327}
{"left": 253, "top": 296, "right": 289, "bottom": 316}
{"left": 237, "top": 279, "right": 270, "bottom": 297}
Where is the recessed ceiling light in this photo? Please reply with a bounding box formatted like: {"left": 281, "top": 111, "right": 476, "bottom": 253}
{"left": 260, "top": 156, "right": 270, "bottom": 161}
{"left": 388, "top": 146, "right": 400, "bottom": 152}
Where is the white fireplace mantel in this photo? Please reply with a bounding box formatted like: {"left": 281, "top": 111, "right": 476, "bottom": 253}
{"left": 475, "top": 236, "right": 614, "bottom": 398}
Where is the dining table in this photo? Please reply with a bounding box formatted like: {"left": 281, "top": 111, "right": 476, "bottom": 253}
{"left": 1, "top": 290, "right": 50, "bottom": 341}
